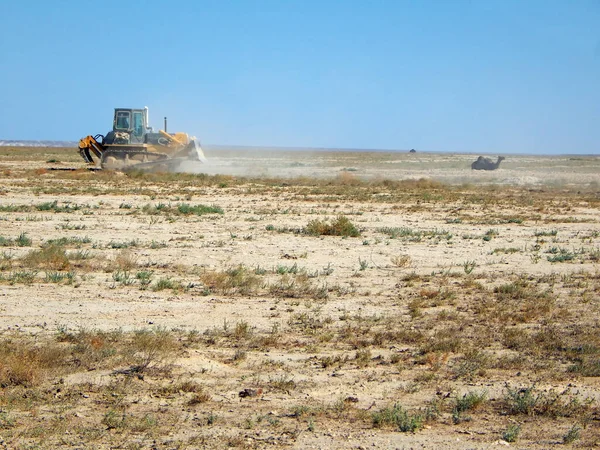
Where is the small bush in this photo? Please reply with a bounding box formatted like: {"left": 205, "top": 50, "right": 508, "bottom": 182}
{"left": 452, "top": 391, "right": 487, "bottom": 423}
{"left": 152, "top": 277, "right": 177, "bottom": 291}
{"left": 391, "top": 254, "right": 411, "bottom": 268}
{"left": 102, "top": 409, "right": 127, "bottom": 429}
{"left": 379, "top": 227, "right": 451, "bottom": 241}
{"left": 44, "top": 236, "right": 91, "bottom": 248}
{"left": 463, "top": 260, "right": 477, "bottom": 274}
{"left": 452, "top": 349, "right": 489, "bottom": 380}
{"left": 562, "top": 425, "right": 581, "bottom": 444}
{"left": 188, "top": 391, "right": 211, "bottom": 405}
{"left": 502, "top": 424, "right": 521, "bottom": 442}
{"left": 113, "top": 270, "right": 134, "bottom": 286}
{"left": 304, "top": 216, "right": 360, "bottom": 237}
{"left": 379, "top": 227, "right": 420, "bottom": 239}
{"left": 136, "top": 270, "right": 153, "bottom": 289}
{"left": 7, "top": 270, "right": 38, "bottom": 284}
{"left": 22, "top": 245, "right": 70, "bottom": 270}
{"left": 503, "top": 384, "right": 540, "bottom": 415}
{"left": 69, "top": 249, "right": 92, "bottom": 260}
{"left": 568, "top": 357, "right": 600, "bottom": 376}
{"left": 372, "top": 404, "right": 423, "bottom": 432}
{"left": 112, "top": 250, "right": 138, "bottom": 271}
{"left": 107, "top": 239, "right": 138, "bottom": 249}
{"left": 268, "top": 374, "right": 296, "bottom": 393}
{"left": 483, "top": 229, "right": 499, "bottom": 241}
{"left": 45, "top": 271, "right": 75, "bottom": 284}
{"left": 0, "top": 338, "right": 69, "bottom": 387}
{"left": 547, "top": 250, "right": 575, "bottom": 263}
{"left": 201, "top": 265, "right": 262, "bottom": 295}
{"left": 233, "top": 321, "right": 252, "bottom": 339}
{"left": 36, "top": 201, "right": 80, "bottom": 213}
{"left": 492, "top": 281, "right": 555, "bottom": 322}
{"left": 15, "top": 232, "right": 32, "bottom": 247}
{"left": 168, "top": 380, "right": 206, "bottom": 394}
{"left": 269, "top": 275, "right": 327, "bottom": 299}
{"left": 125, "top": 328, "right": 178, "bottom": 372}
{"left": 177, "top": 203, "right": 223, "bottom": 215}
{"left": 57, "top": 328, "right": 121, "bottom": 370}
{"left": 355, "top": 349, "right": 372, "bottom": 367}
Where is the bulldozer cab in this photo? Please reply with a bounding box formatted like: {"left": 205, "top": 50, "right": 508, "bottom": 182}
{"left": 113, "top": 108, "right": 149, "bottom": 143}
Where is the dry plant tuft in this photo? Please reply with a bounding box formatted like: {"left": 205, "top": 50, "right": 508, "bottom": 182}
{"left": 391, "top": 254, "right": 411, "bottom": 268}
{"left": 124, "top": 328, "right": 179, "bottom": 373}
{"left": 22, "top": 244, "right": 70, "bottom": 270}
{"left": 492, "top": 280, "right": 556, "bottom": 322}
{"left": 111, "top": 249, "right": 138, "bottom": 271}
{"left": 200, "top": 265, "right": 262, "bottom": 295}
{"left": 304, "top": 216, "right": 361, "bottom": 237}
{"left": 0, "top": 337, "right": 68, "bottom": 387}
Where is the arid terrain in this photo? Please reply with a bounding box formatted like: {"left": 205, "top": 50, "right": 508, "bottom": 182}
{"left": 0, "top": 146, "right": 599, "bottom": 449}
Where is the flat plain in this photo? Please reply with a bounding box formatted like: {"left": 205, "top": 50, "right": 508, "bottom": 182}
{"left": 0, "top": 146, "right": 599, "bottom": 449}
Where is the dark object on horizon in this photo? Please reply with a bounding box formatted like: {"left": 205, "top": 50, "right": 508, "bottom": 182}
{"left": 471, "top": 156, "right": 505, "bottom": 170}
{"left": 409, "top": 149, "right": 416, "bottom": 153}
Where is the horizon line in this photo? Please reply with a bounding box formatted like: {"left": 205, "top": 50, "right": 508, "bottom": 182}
{"left": 0, "top": 140, "right": 597, "bottom": 157}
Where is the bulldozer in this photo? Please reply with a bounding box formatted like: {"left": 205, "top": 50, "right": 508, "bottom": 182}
{"left": 78, "top": 107, "right": 206, "bottom": 171}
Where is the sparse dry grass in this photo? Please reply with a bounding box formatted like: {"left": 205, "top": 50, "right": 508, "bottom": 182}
{"left": 0, "top": 148, "right": 599, "bottom": 447}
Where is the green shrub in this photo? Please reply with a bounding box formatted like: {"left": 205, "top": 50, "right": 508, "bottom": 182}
{"left": 372, "top": 404, "right": 423, "bottom": 432}
{"left": 452, "top": 391, "right": 487, "bottom": 423}
{"left": 562, "top": 425, "right": 581, "bottom": 444}
{"left": 177, "top": 203, "right": 223, "bottom": 215}
{"left": 15, "top": 232, "right": 32, "bottom": 247}
{"left": 136, "top": 271, "right": 153, "bottom": 290}
{"left": 7, "top": 270, "right": 38, "bottom": 284}
{"left": 44, "top": 236, "right": 91, "bottom": 247}
{"left": 502, "top": 424, "right": 521, "bottom": 442}
{"left": 152, "top": 277, "right": 177, "bottom": 291}
{"left": 503, "top": 384, "right": 540, "bottom": 415}
{"left": 45, "top": 271, "right": 75, "bottom": 284}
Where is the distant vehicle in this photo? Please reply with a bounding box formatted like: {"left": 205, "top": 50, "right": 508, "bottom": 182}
{"left": 78, "top": 107, "right": 206, "bottom": 171}
{"left": 409, "top": 149, "right": 416, "bottom": 153}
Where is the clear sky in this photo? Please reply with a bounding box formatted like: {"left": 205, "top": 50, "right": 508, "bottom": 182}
{"left": 1, "top": 0, "right": 598, "bottom": 154}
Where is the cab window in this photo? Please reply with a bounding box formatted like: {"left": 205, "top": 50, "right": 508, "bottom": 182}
{"left": 133, "top": 112, "right": 144, "bottom": 136}
{"left": 115, "top": 111, "right": 131, "bottom": 130}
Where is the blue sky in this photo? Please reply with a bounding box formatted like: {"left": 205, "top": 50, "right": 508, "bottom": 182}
{"left": 1, "top": 0, "right": 598, "bottom": 154}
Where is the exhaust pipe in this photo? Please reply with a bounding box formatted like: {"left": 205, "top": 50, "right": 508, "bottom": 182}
{"left": 164, "top": 117, "right": 168, "bottom": 133}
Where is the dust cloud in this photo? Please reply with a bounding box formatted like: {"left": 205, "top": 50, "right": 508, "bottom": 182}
{"left": 172, "top": 147, "right": 600, "bottom": 188}
{"left": 176, "top": 147, "right": 335, "bottom": 179}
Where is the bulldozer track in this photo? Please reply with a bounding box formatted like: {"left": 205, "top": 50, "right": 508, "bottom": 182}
{"left": 100, "top": 149, "right": 170, "bottom": 170}
{"left": 101, "top": 149, "right": 169, "bottom": 162}
{"left": 47, "top": 167, "right": 102, "bottom": 172}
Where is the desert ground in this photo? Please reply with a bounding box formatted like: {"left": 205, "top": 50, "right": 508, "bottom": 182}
{"left": 0, "top": 146, "right": 599, "bottom": 449}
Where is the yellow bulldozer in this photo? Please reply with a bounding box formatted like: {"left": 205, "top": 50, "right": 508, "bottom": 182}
{"left": 78, "top": 107, "right": 206, "bottom": 171}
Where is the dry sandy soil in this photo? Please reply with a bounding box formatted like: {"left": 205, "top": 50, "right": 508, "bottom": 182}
{"left": 0, "top": 147, "right": 599, "bottom": 449}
